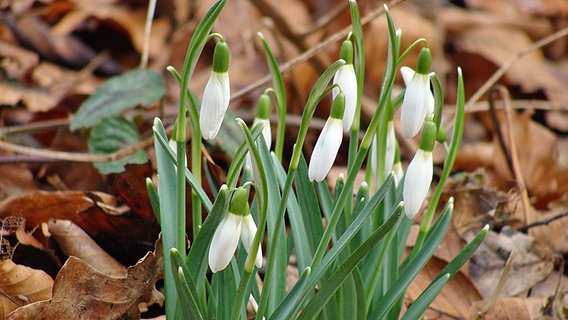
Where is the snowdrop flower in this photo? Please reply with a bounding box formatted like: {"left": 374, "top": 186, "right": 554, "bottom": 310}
{"left": 200, "top": 40, "right": 230, "bottom": 140}
{"left": 403, "top": 120, "right": 436, "bottom": 219}
{"left": 245, "top": 93, "right": 272, "bottom": 177}
{"left": 208, "top": 187, "right": 262, "bottom": 273}
{"left": 308, "top": 93, "right": 345, "bottom": 182}
{"left": 332, "top": 38, "right": 357, "bottom": 132}
{"left": 400, "top": 47, "right": 434, "bottom": 138}
{"left": 392, "top": 143, "right": 404, "bottom": 187}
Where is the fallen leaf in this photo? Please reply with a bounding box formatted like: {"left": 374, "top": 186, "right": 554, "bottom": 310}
{"left": 48, "top": 219, "right": 127, "bottom": 278}
{"left": 7, "top": 251, "right": 162, "bottom": 319}
{"left": 468, "top": 297, "right": 550, "bottom": 320}
{"left": 456, "top": 25, "right": 568, "bottom": 106}
{"left": 0, "top": 259, "right": 53, "bottom": 318}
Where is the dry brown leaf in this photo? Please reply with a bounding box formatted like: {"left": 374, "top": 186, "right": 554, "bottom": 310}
{"left": 456, "top": 26, "right": 568, "bottom": 107}
{"left": 0, "top": 259, "right": 53, "bottom": 319}
{"left": 406, "top": 256, "right": 482, "bottom": 319}
{"left": 7, "top": 251, "right": 162, "bottom": 320}
{"left": 492, "top": 110, "right": 568, "bottom": 205}
{"left": 0, "top": 191, "right": 117, "bottom": 227}
{"left": 529, "top": 205, "right": 568, "bottom": 254}
{"left": 0, "top": 165, "right": 37, "bottom": 202}
{"left": 48, "top": 219, "right": 127, "bottom": 278}
{"left": 470, "top": 230, "right": 553, "bottom": 299}
{"left": 469, "top": 297, "right": 550, "bottom": 320}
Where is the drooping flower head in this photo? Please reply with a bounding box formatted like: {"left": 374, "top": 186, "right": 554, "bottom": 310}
{"left": 308, "top": 93, "right": 345, "bottom": 182}
{"left": 208, "top": 187, "right": 262, "bottom": 273}
{"left": 245, "top": 93, "right": 272, "bottom": 179}
{"left": 403, "top": 119, "right": 436, "bottom": 219}
{"left": 400, "top": 47, "right": 434, "bottom": 138}
{"left": 200, "top": 40, "right": 230, "bottom": 140}
{"left": 332, "top": 38, "right": 357, "bottom": 132}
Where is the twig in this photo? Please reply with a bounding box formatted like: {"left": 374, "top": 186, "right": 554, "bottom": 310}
{"left": 475, "top": 250, "right": 517, "bottom": 319}
{"left": 516, "top": 211, "right": 568, "bottom": 233}
{"left": 466, "top": 26, "right": 568, "bottom": 109}
{"left": 140, "top": 0, "right": 158, "bottom": 69}
{"left": 230, "top": 0, "right": 405, "bottom": 103}
{"left": 494, "top": 86, "right": 533, "bottom": 224}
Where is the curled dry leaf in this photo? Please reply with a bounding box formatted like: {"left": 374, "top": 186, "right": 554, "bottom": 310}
{"left": 48, "top": 219, "right": 127, "bottom": 278}
{"left": 468, "top": 297, "right": 550, "bottom": 320}
{"left": 0, "top": 259, "right": 53, "bottom": 318}
{"left": 7, "top": 251, "right": 162, "bottom": 320}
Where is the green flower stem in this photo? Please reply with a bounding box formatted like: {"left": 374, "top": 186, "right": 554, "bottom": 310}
{"left": 412, "top": 68, "right": 465, "bottom": 252}
{"left": 395, "top": 38, "right": 428, "bottom": 68}
{"left": 258, "top": 33, "right": 287, "bottom": 161}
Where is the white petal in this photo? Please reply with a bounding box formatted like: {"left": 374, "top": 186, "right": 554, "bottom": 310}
{"left": 308, "top": 118, "right": 343, "bottom": 182}
{"left": 240, "top": 214, "right": 263, "bottom": 268}
{"left": 392, "top": 162, "right": 404, "bottom": 187}
{"left": 400, "top": 66, "right": 414, "bottom": 86}
{"left": 384, "top": 121, "right": 396, "bottom": 174}
{"left": 208, "top": 212, "right": 242, "bottom": 273}
{"left": 200, "top": 72, "right": 230, "bottom": 140}
{"left": 332, "top": 64, "right": 358, "bottom": 132}
{"left": 400, "top": 72, "right": 431, "bottom": 138}
{"left": 253, "top": 118, "right": 272, "bottom": 150}
{"left": 403, "top": 149, "right": 433, "bottom": 219}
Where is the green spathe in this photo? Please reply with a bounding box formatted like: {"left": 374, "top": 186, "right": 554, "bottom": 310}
{"left": 418, "top": 120, "right": 436, "bottom": 152}
{"left": 339, "top": 39, "right": 354, "bottom": 65}
{"left": 330, "top": 92, "right": 346, "bottom": 120}
{"left": 229, "top": 187, "right": 250, "bottom": 216}
{"left": 212, "top": 41, "right": 230, "bottom": 73}
{"left": 415, "top": 47, "right": 431, "bottom": 75}
{"left": 256, "top": 93, "right": 271, "bottom": 120}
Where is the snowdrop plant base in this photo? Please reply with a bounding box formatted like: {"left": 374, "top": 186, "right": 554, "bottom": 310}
{"left": 147, "top": 1, "right": 488, "bottom": 319}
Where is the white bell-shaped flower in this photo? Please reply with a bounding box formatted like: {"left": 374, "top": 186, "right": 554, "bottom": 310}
{"left": 400, "top": 47, "right": 434, "bottom": 138}
{"left": 332, "top": 38, "right": 357, "bottom": 132}
{"left": 200, "top": 40, "right": 230, "bottom": 140}
{"left": 370, "top": 121, "right": 395, "bottom": 177}
{"left": 403, "top": 120, "right": 436, "bottom": 219}
{"left": 403, "top": 149, "right": 432, "bottom": 219}
{"left": 308, "top": 93, "right": 345, "bottom": 182}
{"left": 208, "top": 187, "right": 262, "bottom": 273}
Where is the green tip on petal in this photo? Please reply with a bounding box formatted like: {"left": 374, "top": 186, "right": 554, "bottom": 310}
{"left": 339, "top": 39, "right": 353, "bottom": 65}
{"left": 415, "top": 47, "right": 431, "bottom": 75}
{"left": 419, "top": 120, "right": 437, "bottom": 152}
{"left": 229, "top": 187, "right": 250, "bottom": 216}
{"left": 330, "top": 92, "right": 345, "bottom": 119}
{"left": 256, "top": 93, "right": 271, "bottom": 120}
{"left": 212, "top": 41, "right": 230, "bottom": 73}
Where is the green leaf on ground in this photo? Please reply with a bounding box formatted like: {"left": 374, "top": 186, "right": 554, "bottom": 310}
{"left": 88, "top": 116, "right": 148, "bottom": 174}
{"left": 71, "top": 68, "right": 164, "bottom": 130}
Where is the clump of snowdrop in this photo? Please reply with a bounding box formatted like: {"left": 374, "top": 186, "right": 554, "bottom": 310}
{"left": 200, "top": 40, "right": 231, "bottom": 140}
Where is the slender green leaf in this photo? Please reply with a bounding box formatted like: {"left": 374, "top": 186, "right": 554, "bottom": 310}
{"left": 258, "top": 33, "right": 286, "bottom": 160}
{"left": 88, "top": 116, "right": 148, "bottom": 174}
{"left": 367, "top": 201, "right": 453, "bottom": 319}
{"left": 297, "top": 205, "right": 403, "bottom": 320}
{"left": 402, "top": 274, "right": 450, "bottom": 320}
{"left": 271, "top": 154, "right": 311, "bottom": 271}
{"left": 295, "top": 155, "right": 324, "bottom": 254}
{"left": 170, "top": 249, "right": 204, "bottom": 320}
{"left": 71, "top": 69, "right": 164, "bottom": 130}
{"left": 153, "top": 118, "right": 180, "bottom": 317}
